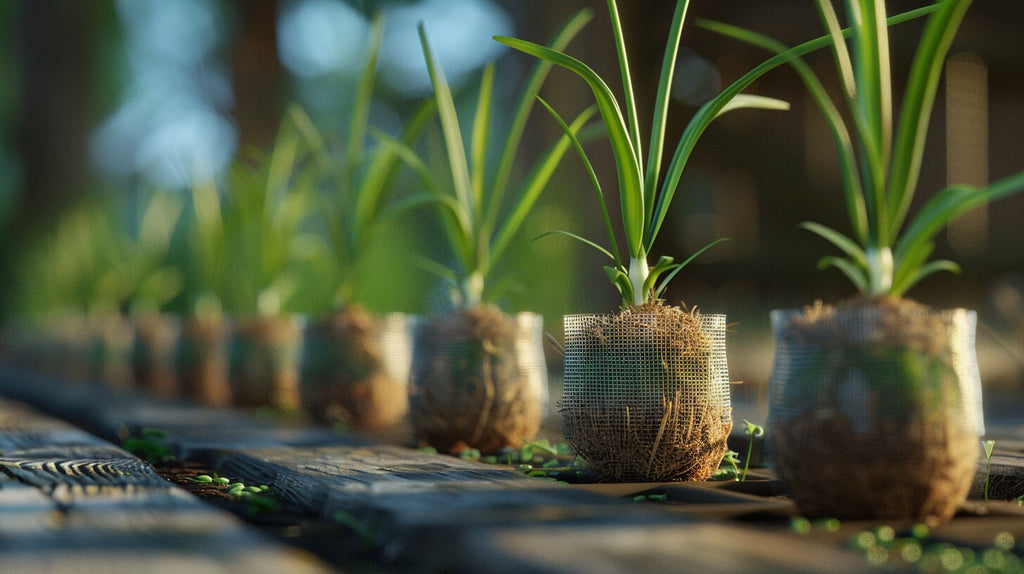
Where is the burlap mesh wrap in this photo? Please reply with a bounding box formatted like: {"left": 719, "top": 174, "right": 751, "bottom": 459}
{"left": 561, "top": 310, "right": 731, "bottom": 482}
{"left": 410, "top": 309, "right": 546, "bottom": 453}
{"left": 767, "top": 303, "right": 983, "bottom": 521}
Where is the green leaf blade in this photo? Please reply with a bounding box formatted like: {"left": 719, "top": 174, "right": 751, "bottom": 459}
{"left": 494, "top": 35, "right": 645, "bottom": 258}
{"left": 887, "top": 0, "right": 973, "bottom": 239}
{"left": 420, "top": 23, "right": 475, "bottom": 231}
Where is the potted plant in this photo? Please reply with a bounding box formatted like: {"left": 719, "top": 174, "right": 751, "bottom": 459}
{"left": 123, "top": 190, "right": 185, "bottom": 398}
{"left": 176, "top": 177, "right": 233, "bottom": 407}
{"left": 705, "top": 0, "right": 1024, "bottom": 520}
{"left": 6, "top": 201, "right": 135, "bottom": 385}
{"left": 386, "top": 11, "right": 593, "bottom": 454}
{"left": 218, "top": 113, "right": 320, "bottom": 412}
{"left": 496, "top": 0, "right": 790, "bottom": 481}
{"left": 296, "top": 15, "right": 433, "bottom": 430}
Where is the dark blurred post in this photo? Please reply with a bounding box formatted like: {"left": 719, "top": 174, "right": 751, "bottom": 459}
{"left": 228, "top": 0, "right": 286, "bottom": 150}
{"left": 4, "top": 0, "right": 96, "bottom": 318}
{"left": 13, "top": 0, "right": 94, "bottom": 235}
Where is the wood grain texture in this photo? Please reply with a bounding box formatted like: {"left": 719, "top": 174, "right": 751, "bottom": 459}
{"left": 0, "top": 397, "right": 332, "bottom": 573}
{"left": 4, "top": 362, "right": 1024, "bottom": 572}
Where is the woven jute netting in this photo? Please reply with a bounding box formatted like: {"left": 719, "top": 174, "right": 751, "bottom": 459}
{"left": 768, "top": 297, "right": 982, "bottom": 522}
{"left": 561, "top": 302, "right": 732, "bottom": 482}
{"left": 410, "top": 305, "right": 546, "bottom": 453}
{"left": 301, "top": 306, "right": 412, "bottom": 429}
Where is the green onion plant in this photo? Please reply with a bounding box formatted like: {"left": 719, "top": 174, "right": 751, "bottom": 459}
{"left": 186, "top": 110, "right": 320, "bottom": 318}
{"left": 495, "top": 0, "right": 790, "bottom": 307}
{"left": 700, "top": 0, "right": 1024, "bottom": 297}
{"left": 14, "top": 191, "right": 183, "bottom": 320}
{"left": 290, "top": 14, "right": 436, "bottom": 311}
{"left": 384, "top": 11, "right": 595, "bottom": 309}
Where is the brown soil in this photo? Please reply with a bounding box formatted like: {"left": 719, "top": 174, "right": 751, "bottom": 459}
{"left": 410, "top": 305, "right": 542, "bottom": 454}
{"left": 785, "top": 296, "right": 949, "bottom": 354}
{"left": 773, "top": 413, "right": 977, "bottom": 523}
{"left": 562, "top": 301, "right": 732, "bottom": 482}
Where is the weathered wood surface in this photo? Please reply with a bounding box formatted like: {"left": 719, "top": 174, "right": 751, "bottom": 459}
{"left": 0, "top": 396, "right": 333, "bottom": 573}
{"left": 214, "top": 445, "right": 883, "bottom": 573}
{"left": 3, "top": 362, "right": 1024, "bottom": 572}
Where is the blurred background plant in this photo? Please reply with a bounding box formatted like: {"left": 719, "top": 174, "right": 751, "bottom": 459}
{"left": 0, "top": 0, "right": 1021, "bottom": 417}
{"left": 401, "top": 13, "right": 593, "bottom": 311}
{"left": 291, "top": 14, "right": 436, "bottom": 315}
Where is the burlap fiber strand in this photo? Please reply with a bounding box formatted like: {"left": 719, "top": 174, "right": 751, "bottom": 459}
{"left": 561, "top": 302, "right": 732, "bottom": 482}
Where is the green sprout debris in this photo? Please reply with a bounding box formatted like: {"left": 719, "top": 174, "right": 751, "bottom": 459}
{"left": 188, "top": 472, "right": 278, "bottom": 516}
{"left": 711, "top": 450, "right": 741, "bottom": 481}
{"left": 983, "top": 439, "right": 996, "bottom": 501}
{"left": 849, "top": 525, "right": 1022, "bottom": 572}
{"left": 740, "top": 419, "right": 764, "bottom": 481}
{"left": 121, "top": 427, "right": 176, "bottom": 466}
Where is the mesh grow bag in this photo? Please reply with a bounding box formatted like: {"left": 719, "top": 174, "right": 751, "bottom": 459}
{"left": 410, "top": 307, "right": 546, "bottom": 453}
{"left": 230, "top": 314, "right": 304, "bottom": 410}
{"left": 177, "top": 314, "right": 232, "bottom": 407}
{"left": 301, "top": 310, "right": 412, "bottom": 428}
{"left": 767, "top": 300, "right": 983, "bottom": 521}
{"left": 561, "top": 307, "right": 732, "bottom": 482}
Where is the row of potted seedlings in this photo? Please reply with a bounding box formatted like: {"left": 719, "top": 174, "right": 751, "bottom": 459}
{"left": 3, "top": 0, "right": 1023, "bottom": 527}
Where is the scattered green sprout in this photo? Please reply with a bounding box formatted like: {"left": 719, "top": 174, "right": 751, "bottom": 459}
{"left": 420, "top": 438, "right": 585, "bottom": 482}
{"left": 790, "top": 517, "right": 841, "bottom": 534}
{"left": 701, "top": 0, "right": 1024, "bottom": 297}
{"left": 122, "top": 427, "right": 176, "bottom": 466}
{"left": 740, "top": 419, "right": 764, "bottom": 481}
{"left": 390, "top": 11, "right": 593, "bottom": 309}
{"left": 496, "top": 0, "right": 790, "bottom": 307}
{"left": 189, "top": 472, "right": 279, "bottom": 516}
{"left": 983, "top": 439, "right": 996, "bottom": 501}
{"left": 849, "top": 525, "right": 1022, "bottom": 572}
{"left": 633, "top": 493, "right": 667, "bottom": 503}
{"left": 790, "top": 517, "right": 813, "bottom": 534}
{"left": 711, "top": 450, "right": 741, "bottom": 481}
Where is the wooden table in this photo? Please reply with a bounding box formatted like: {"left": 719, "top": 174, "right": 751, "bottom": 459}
{"left": 0, "top": 364, "right": 1021, "bottom": 573}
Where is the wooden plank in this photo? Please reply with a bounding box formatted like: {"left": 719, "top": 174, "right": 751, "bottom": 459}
{"left": 5, "top": 362, "right": 1024, "bottom": 572}
{"left": 0, "top": 482, "right": 331, "bottom": 574}
{"left": 0, "top": 397, "right": 334, "bottom": 573}
{"left": 459, "top": 521, "right": 873, "bottom": 574}
{"left": 0, "top": 364, "right": 360, "bottom": 455}
{"left": 210, "top": 445, "right": 880, "bottom": 572}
